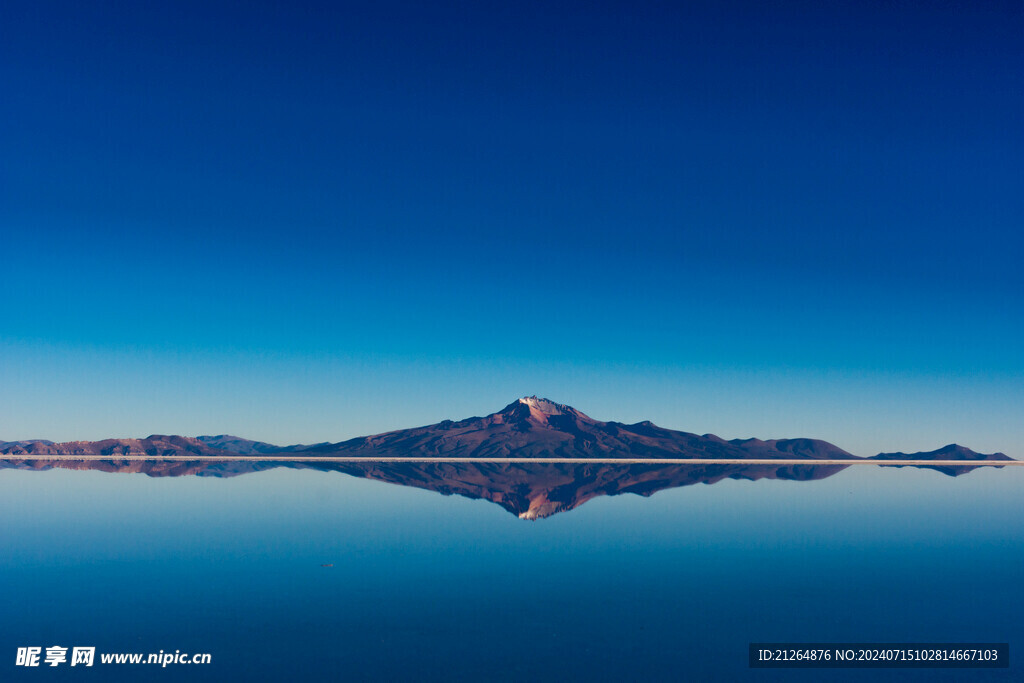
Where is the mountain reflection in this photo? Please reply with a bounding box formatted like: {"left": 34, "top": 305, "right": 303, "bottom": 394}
{"left": 2, "top": 458, "right": 998, "bottom": 518}
{"left": 3, "top": 459, "right": 855, "bottom": 519}
{"left": 322, "top": 461, "right": 851, "bottom": 519}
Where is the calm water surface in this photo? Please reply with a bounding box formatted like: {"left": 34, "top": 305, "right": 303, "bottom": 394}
{"left": 1, "top": 464, "right": 1021, "bottom": 681}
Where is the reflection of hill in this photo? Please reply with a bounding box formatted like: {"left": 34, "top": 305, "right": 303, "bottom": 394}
{"left": 0, "top": 458, "right": 851, "bottom": 519}
{"left": 318, "top": 462, "right": 851, "bottom": 519}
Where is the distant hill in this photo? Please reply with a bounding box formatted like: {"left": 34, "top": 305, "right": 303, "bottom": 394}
{"left": 0, "top": 435, "right": 227, "bottom": 457}
{"left": 196, "top": 435, "right": 322, "bottom": 455}
{"left": 870, "top": 443, "right": 1013, "bottom": 476}
{"left": 0, "top": 435, "right": 320, "bottom": 457}
{"left": 0, "top": 440, "right": 55, "bottom": 448}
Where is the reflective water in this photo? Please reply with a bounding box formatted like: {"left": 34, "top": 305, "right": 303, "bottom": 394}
{"left": 1, "top": 463, "right": 1021, "bottom": 681}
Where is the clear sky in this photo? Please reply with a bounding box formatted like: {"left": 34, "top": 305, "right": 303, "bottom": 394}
{"left": 1, "top": 1, "right": 1021, "bottom": 456}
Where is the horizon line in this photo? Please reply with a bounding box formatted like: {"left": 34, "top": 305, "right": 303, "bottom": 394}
{"left": 7, "top": 456, "right": 1021, "bottom": 466}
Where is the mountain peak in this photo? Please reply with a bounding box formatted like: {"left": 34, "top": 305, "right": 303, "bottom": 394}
{"left": 496, "top": 396, "right": 595, "bottom": 425}
{"left": 517, "top": 396, "right": 566, "bottom": 413}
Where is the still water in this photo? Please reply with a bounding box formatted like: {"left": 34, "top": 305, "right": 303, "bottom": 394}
{"left": 1, "top": 463, "right": 1021, "bottom": 681}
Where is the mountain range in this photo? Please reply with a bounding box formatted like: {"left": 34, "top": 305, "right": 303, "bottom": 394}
{"left": 1, "top": 396, "right": 1013, "bottom": 466}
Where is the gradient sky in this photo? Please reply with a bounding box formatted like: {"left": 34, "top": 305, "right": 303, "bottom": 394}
{"left": 1, "top": 1, "right": 1022, "bottom": 456}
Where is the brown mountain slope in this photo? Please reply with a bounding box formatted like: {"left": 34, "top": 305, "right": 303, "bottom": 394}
{"left": 303, "top": 396, "right": 855, "bottom": 460}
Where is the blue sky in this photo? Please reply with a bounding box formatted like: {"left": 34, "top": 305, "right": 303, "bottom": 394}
{"left": 2, "top": 1, "right": 1022, "bottom": 456}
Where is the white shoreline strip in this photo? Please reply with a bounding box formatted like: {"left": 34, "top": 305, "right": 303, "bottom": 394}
{"left": 3, "top": 456, "right": 1021, "bottom": 466}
